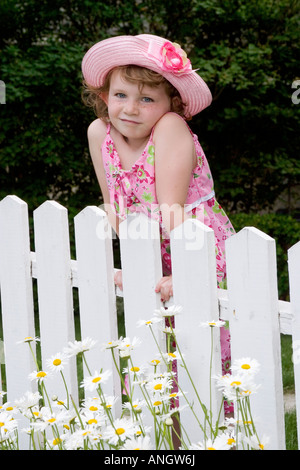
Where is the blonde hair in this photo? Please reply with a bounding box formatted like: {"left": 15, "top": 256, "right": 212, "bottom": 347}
{"left": 82, "top": 65, "right": 190, "bottom": 121}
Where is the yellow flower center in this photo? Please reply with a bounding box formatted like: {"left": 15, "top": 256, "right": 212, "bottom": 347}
{"left": 230, "top": 381, "right": 241, "bottom": 387}
{"left": 227, "top": 438, "right": 235, "bottom": 445}
{"left": 134, "top": 447, "right": 141, "bottom": 450}
{"left": 0, "top": 422, "right": 4, "bottom": 427}
{"left": 48, "top": 418, "right": 56, "bottom": 423}
{"left": 87, "top": 418, "right": 97, "bottom": 425}
{"left": 37, "top": 371, "right": 47, "bottom": 378}
{"left": 53, "top": 359, "right": 62, "bottom": 366}
{"left": 241, "top": 364, "right": 251, "bottom": 370}
{"left": 130, "top": 367, "right": 140, "bottom": 372}
{"left": 150, "top": 359, "right": 160, "bottom": 365}
{"left": 116, "top": 428, "right": 125, "bottom": 435}
{"left": 207, "top": 447, "right": 216, "bottom": 450}
{"left": 154, "top": 384, "right": 162, "bottom": 391}
{"left": 153, "top": 401, "right": 162, "bottom": 406}
{"left": 53, "top": 438, "right": 62, "bottom": 446}
{"left": 168, "top": 353, "right": 176, "bottom": 358}
{"left": 89, "top": 406, "right": 98, "bottom": 412}
{"left": 259, "top": 443, "right": 264, "bottom": 450}
{"left": 92, "top": 377, "right": 101, "bottom": 383}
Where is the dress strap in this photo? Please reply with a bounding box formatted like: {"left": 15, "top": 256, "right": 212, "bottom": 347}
{"left": 184, "top": 190, "right": 215, "bottom": 212}
{"left": 106, "top": 122, "right": 111, "bottom": 134}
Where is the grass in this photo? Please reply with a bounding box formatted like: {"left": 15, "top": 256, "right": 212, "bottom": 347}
{"left": 281, "top": 334, "right": 298, "bottom": 450}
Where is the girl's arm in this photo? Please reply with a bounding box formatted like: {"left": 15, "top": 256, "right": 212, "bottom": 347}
{"left": 153, "top": 113, "right": 196, "bottom": 301}
{"left": 154, "top": 112, "right": 196, "bottom": 234}
{"left": 87, "top": 119, "right": 120, "bottom": 236}
{"left": 88, "top": 119, "right": 122, "bottom": 289}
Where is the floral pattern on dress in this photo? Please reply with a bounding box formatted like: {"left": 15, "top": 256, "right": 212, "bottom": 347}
{"left": 102, "top": 119, "right": 235, "bottom": 414}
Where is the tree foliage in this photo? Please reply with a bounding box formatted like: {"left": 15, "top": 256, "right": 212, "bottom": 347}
{"left": 0, "top": 0, "right": 299, "bottom": 216}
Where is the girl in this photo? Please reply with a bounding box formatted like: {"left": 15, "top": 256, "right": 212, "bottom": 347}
{"left": 82, "top": 34, "right": 234, "bottom": 413}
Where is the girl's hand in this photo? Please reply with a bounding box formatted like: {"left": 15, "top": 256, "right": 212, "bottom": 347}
{"left": 114, "top": 270, "right": 123, "bottom": 291}
{"left": 155, "top": 275, "right": 173, "bottom": 302}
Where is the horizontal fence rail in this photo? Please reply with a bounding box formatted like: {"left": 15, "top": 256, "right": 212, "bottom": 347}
{"left": 0, "top": 195, "right": 299, "bottom": 450}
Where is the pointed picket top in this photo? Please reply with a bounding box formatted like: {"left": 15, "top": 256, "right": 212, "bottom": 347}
{"left": 226, "top": 226, "right": 285, "bottom": 450}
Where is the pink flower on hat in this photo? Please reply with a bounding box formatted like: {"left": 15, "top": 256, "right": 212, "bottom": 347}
{"left": 160, "top": 41, "right": 192, "bottom": 74}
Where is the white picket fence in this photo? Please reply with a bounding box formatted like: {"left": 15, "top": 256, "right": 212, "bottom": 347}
{"left": 0, "top": 194, "right": 299, "bottom": 450}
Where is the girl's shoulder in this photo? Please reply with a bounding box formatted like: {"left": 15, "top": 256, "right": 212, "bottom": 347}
{"left": 87, "top": 118, "right": 108, "bottom": 146}
{"left": 153, "top": 112, "right": 194, "bottom": 145}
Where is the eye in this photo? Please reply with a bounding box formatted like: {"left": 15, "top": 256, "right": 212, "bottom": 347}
{"left": 141, "top": 96, "right": 154, "bottom": 103}
{"left": 115, "top": 93, "right": 126, "bottom": 98}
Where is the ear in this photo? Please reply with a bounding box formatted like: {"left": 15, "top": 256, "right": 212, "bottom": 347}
{"left": 99, "top": 92, "right": 109, "bottom": 105}
{"left": 171, "top": 95, "right": 181, "bottom": 109}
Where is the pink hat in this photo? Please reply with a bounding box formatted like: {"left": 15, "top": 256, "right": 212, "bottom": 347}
{"left": 82, "top": 34, "right": 212, "bottom": 117}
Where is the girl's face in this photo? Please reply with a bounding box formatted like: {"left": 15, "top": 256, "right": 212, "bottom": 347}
{"left": 102, "top": 68, "right": 172, "bottom": 145}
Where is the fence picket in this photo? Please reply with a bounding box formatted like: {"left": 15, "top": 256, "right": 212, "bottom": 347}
{"left": 74, "top": 206, "right": 121, "bottom": 410}
{"left": 118, "top": 213, "right": 166, "bottom": 436}
{"left": 0, "top": 196, "right": 36, "bottom": 449}
{"left": 0, "top": 196, "right": 36, "bottom": 399}
{"left": 226, "top": 227, "right": 285, "bottom": 450}
{"left": 33, "top": 201, "right": 78, "bottom": 403}
{"left": 288, "top": 241, "right": 300, "bottom": 449}
{"left": 170, "top": 218, "right": 223, "bottom": 443}
{"left": 119, "top": 213, "right": 165, "bottom": 362}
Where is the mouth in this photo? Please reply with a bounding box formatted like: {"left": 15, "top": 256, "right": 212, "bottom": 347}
{"left": 121, "top": 119, "right": 141, "bottom": 125}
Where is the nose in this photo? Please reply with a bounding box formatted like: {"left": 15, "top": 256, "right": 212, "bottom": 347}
{"left": 124, "top": 99, "right": 138, "bottom": 115}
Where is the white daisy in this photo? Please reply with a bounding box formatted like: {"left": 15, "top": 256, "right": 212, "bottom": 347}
{"left": 162, "top": 351, "right": 182, "bottom": 363}
{"left": 231, "top": 358, "right": 260, "bottom": 376}
{"left": 14, "top": 391, "right": 42, "bottom": 412}
{"left": 154, "top": 305, "right": 182, "bottom": 318}
{"left": 146, "top": 376, "right": 173, "bottom": 395}
{"left": 190, "top": 434, "right": 231, "bottom": 450}
{"left": 0, "top": 411, "right": 18, "bottom": 437}
{"left": 103, "top": 418, "right": 136, "bottom": 445}
{"left": 17, "top": 336, "right": 40, "bottom": 344}
{"left": 121, "top": 434, "right": 153, "bottom": 450}
{"left": 101, "top": 339, "right": 120, "bottom": 351}
{"left": 29, "top": 369, "right": 51, "bottom": 383}
{"left": 117, "top": 337, "right": 141, "bottom": 358}
{"left": 136, "top": 317, "right": 162, "bottom": 328}
{"left": 46, "top": 352, "right": 67, "bottom": 373}
{"left": 80, "top": 370, "right": 112, "bottom": 392}
{"left": 243, "top": 433, "right": 270, "bottom": 450}
{"left": 63, "top": 337, "right": 97, "bottom": 357}
{"left": 214, "top": 373, "right": 258, "bottom": 401}
{"left": 200, "top": 320, "right": 226, "bottom": 328}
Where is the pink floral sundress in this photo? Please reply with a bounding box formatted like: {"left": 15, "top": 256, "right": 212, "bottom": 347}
{"left": 102, "top": 116, "right": 235, "bottom": 413}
